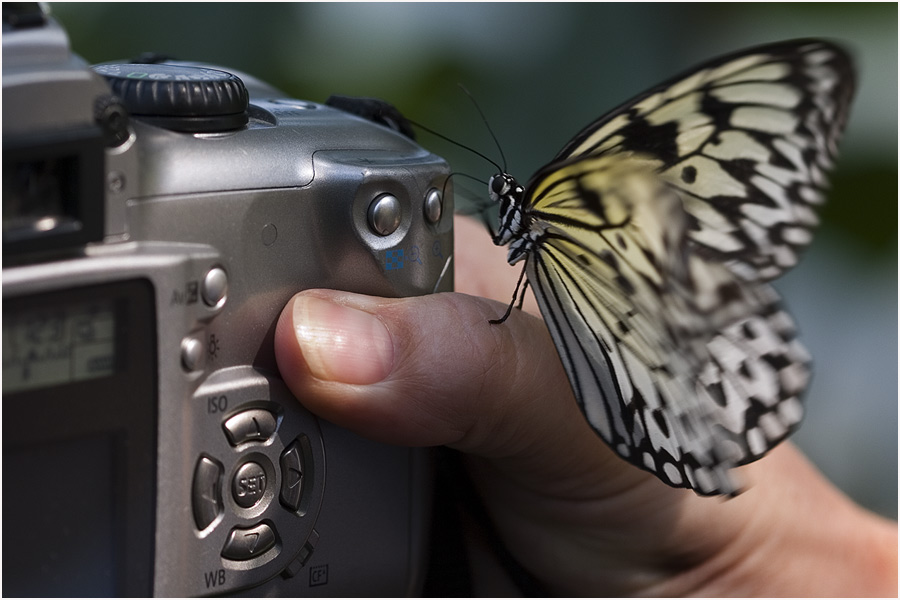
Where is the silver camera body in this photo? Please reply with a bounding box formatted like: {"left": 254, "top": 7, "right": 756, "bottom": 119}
{"left": 3, "top": 6, "right": 452, "bottom": 596}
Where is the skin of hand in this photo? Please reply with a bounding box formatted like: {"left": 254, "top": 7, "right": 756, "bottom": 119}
{"left": 274, "top": 214, "right": 897, "bottom": 596}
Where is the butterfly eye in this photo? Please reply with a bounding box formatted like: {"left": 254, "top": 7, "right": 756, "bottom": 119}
{"left": 489, "top": 174, "right": 510, "bottom": 199}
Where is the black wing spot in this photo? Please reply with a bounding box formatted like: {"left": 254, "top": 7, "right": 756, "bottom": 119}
{"left": 615, "top": 274, "right": 636, "bottom": 295}
{"left": 640, "top": 247, "right": 658, "bottom": 268}
{"left": 717, "top": 281, "right": 744, "bottom": 303}
{"left": 762, "top": 353, "right": 792, "bottom": 370}
{"left": 741, "top": 321, "right": 757, "bottom": 339}
{"left": 599, "top": 249, "right": 619, "bottom": 269}
{"left": 719, "top": 156, "right": 758, "bottom": 181}
{"left": 708, "top": 381, "right": 728, "bottom": 407}
{"left": 575, "top": 178, "right": 607, "bottom": 220}
{"left": 681, "top": 165, "right": 698, "bottom": 184}
{"left": 618, "top": 118, "right": 681, "bottom": 165}
{"left": 700, "top": 92, "right": 737, "bottom": 133}
{"left": 652, "top": 409, "right": 671, "bottom": 437}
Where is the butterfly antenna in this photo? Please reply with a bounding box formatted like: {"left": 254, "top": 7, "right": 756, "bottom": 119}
{"left": 443, "top": 171, "right": 497, "bottom": 234}
{"left": 458, "top": 84, "right": 507, "bottom": 173}
{"left": 442, "top": 171, "right": 487, "bottom": 203}
{"left": 407, "top": 118, "right": 504, "bottom": 174}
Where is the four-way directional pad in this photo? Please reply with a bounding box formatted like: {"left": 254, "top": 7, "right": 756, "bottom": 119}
{"left": 191, "top": 405, "right": 312, "bottom": 565}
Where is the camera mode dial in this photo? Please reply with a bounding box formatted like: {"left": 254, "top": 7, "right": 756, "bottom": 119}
{"left": 92, "top": 63, "right": 249, "bottom": 132}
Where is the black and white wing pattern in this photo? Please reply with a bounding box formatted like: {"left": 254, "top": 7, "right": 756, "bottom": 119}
{"left": 487, "top": 40, "right": 855, "bottom": 495}
{"left": 548, "top": 39, "right": 855, "bottom": 284}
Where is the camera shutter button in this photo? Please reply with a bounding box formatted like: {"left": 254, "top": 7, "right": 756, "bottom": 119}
{"left": 202, "top": 267, "right": 228, "bottom": 307}
{"left": 368, "top": 194, "right": 401, "bottom": 236}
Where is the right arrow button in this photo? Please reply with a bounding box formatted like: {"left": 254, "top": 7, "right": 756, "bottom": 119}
{"left": 279, "top": 439, "right": 304, "bottom": 511}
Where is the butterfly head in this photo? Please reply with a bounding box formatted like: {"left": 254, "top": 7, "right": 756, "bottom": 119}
{"left": 488, "top": 173, "right": 520, "bottom": 202}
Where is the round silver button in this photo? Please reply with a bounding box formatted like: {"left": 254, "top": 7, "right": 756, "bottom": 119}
{"left": 180, "top": 336, "right": 204, "bottom": 371}
{"left": 368, "top": 194, "right": 401, "bottom": 236}
{"left": 424, "top": 188, "right": 442, "bottom": 224}
{"left": 232, "top": 461, "right": 268, "bottom": 509}
{"left": 202, "top": 267, "right": 228, "bottom": 307}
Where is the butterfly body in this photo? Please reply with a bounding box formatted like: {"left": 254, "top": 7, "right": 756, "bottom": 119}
{"left": 486, "top": 40, "right": 854, "bottom": 496}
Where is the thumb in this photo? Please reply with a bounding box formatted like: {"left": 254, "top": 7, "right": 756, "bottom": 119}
{"left": 273, "top": 288, "right": 626, "bottom": 483}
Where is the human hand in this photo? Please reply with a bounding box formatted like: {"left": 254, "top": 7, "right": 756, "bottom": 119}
{"left": 274, "top": 215, "right": 897, "bottom": 596}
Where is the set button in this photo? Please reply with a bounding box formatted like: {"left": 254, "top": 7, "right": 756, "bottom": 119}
{"left": 232, "top": 461, "right": 269, "bottom": 509}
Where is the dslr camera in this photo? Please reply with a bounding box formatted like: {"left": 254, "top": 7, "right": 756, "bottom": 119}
{"left": 3, "top": 4, "right": 452, "bottom": 596}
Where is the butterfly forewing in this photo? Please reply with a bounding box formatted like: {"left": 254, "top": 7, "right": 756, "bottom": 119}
{"left": 494, "top": 39, "right": 854, "bottom": 495}
{"left": 541, "top": 40, "right": 855, "bottom": 284}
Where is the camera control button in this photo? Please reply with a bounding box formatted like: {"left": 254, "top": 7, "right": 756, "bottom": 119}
{"left": 180, "top": 336, "right": 205, "bottom": 371}
{"left": 92, "top": 63, "right": 249, "bottom": 133}
{"left": 279, "top": 440, "right": 304, "bottom": 511}
{"left": 221, "top": 523, "right": 277, "bottom": 561}
{"left": 232, "top": 461, "right": 268, "bottom": 509}
{"left": 192, "top": 456, "right": 224, "bottom": 531}
{"left": 202, "top": 267, "right": 228, "bottom": 307}
{"left": 368, "top": 194, "right": 401, "bottom": 236}
{"left": 223, "top": 409, "right": 278, "bottom": 446}
{"left": 424, "top": 188, "right": 443, "bottom": 224}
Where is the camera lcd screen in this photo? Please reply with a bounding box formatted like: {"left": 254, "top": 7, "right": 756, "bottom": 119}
{"left": 2, "top": 279, "right": 157, "bottom": 597}
{"left": 2, "top": 299, "right": 117, "bottom": 393}
{"left": 4, "top": 435, "right": 119, "bottom": 596}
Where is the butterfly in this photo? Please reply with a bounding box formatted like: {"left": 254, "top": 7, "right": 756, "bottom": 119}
{"left": 485, "top": 39, "right": 855, "bottom": 496}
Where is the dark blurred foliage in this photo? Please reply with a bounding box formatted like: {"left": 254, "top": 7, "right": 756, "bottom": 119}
{"left": 50, "top": 2, "right": 896, "bottom": 517}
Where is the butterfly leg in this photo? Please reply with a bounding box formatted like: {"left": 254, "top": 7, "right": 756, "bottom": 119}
{"left": 517, "top": 279, "right": 531, "bottom": 310}
{"left": 490, "top": 263, "right": 528, "bottom": 325}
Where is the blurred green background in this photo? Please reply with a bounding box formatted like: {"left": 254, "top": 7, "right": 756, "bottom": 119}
{"left": 51, "top": 2, "right": 897, "bottom": 517}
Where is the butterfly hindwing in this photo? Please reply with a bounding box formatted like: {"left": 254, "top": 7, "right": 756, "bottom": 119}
{"left": 523, "top": 156, "right": 812, "bottom": 494}
{"left": 522, "top": 156, "right": 762, "bottom": 494}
